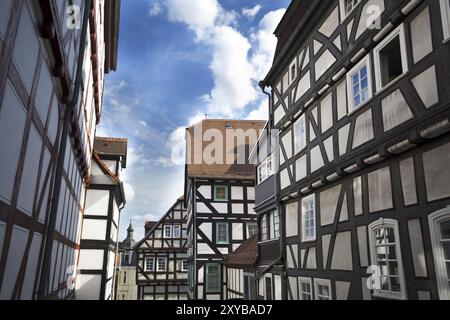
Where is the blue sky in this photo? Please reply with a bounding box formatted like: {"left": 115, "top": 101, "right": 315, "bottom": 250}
{"left": 97, "top": 0, "right": 291, "bottom": 241}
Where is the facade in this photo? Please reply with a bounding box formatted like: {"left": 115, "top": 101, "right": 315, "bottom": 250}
{"left": 135, "top": 197, "right": 188, "bottom": 300}
{"left": 224, "top": 235, "right": 258, "bottom": 300}
{"left": 0, "top": 0, "right": 120, "bottom": 299}
{"left": 76, "top": 137, "right": 127, "bottom": 300}
{"left": 257, "top": 0, "right": 450, "bottom": 300}
{"left": 185, "top": 119, "right": 265, "bottom": 300}
{"left": 115, "top": 222, "right": 137, "bottom": 301}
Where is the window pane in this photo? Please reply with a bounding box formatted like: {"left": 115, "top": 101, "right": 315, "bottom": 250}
{"left": 389, "top": 261, "right": 399, "bottom": 276}
{"left": 380, "top": 276, "right": 390, "bottom": 291}
{"left": 386, "top": 228, "right": 396, "bottom": 244}
{"left": 446, "top": 262, "right": 450, "bottom": 280}
{"left": 391, "top": 277, "right": 402, "bottom": 293}
{"left": 440, "top": 220, "right": 450, "bottom": 240}
{"left": 379, "top": 35, "right": 403, "bottom": 87}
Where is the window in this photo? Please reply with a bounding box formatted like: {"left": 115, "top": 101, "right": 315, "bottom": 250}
{"left": 144, "top": 257, "right": 155, "bottom": 272}
{"left": 294, "top": 115, "right": 306, "bottom": 154}
{"left": 289, "top": 60, "right": 297, "bottom": 85}
{"left": 428, "top": 208, "right": 450, "bottom": 300}
{"left": 214, "top": 185, "right": 228, "bottom": 202}
{"left": 205, "top": 263, "right": 221, "bottom": 293}
{"left": 124, "top": 251, "right": 131, "bottom": 264}
{"left": 299, "top": 278, "right": 313, "bottom": 300}
{"left": 244, "top": 274, "right": 255, "bottom": 300}
{"left": 260, "top": 215, "right": 268, "bottom": 241}
{"left": 347, "top": 56, "right": 372, "bottom": 112}
{"left": 301, "top": 195, "right": 316, "bottom": 242}
{"left": 273, "top": 210, "right": 280, "bottom": 239}
{"left": 164, "top": 225, "right": 172, "bottom": 238}
{"left": 257, "top": 155, "right": 274, "bottom": 184}
{"left": 368, "top": 219, "right": 406, "bottom": 300}
{"left": 314, "top": 279, "right": 332, "bottom": 300}
{"left": 340, "top": 0, "right": 361, "bottom": 20}
{"left": 265, "top": 277, "right": 273, "bottom": 300}
{"left": 173, "top": 225, "right": 181, "bottom": 238}
{"left": 123, "top": 271, "right": 127, "bottom": 284}
{"left": 157, "top": 257, "right": 167, "bottom": 272}
{"left": 440, "top": 0, "right": 450, "bottom": 42}
{"left": 247, "top": 223, "right": 258, "bottom": 238}
{"left": 374, "top": 25, "right": 408, "bottom": 92}
{"left": 182, "top": 260, "right": 188, "bottom": 272}
{"left": 216, "top": 223, "right": 229, "bottom": 244}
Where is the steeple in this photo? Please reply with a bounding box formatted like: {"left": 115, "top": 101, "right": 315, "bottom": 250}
{"left": 127, "top": 220, "right": 134, "bottom": 240}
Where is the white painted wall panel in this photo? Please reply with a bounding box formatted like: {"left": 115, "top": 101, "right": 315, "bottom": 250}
{"left": 315, "top": 49, "right": 336, "bottom": 80}
{"left": 84, "top": 189, "right": 110, "bottom": 216}
{"left": 286, "top": 202, "right": 298, "bottom": 238}
{"left": 17, "top": 125, "right": 42, "bottom": 215}
{"left": 12, "top": 2, "right": 39, "bottom": 93}
{"left": 231, "top": 203, "right": 244, "bottom": 214}
{"left": 75, "top": 274, "right": 101, "bottom": 300}
{"left": 412, "top": 65, "right": 439, "bottom": 109}
{"left": 247, "top": 187, "right": 255, "bottom": 201}
{"left": 35, "top": 62, "right": 53, "bottom": 124}
{"left": 0, "top": 82, "right": 27, "bottom": 204}
{"left": 78, "top": 249, "right": 104, "bottom": 270}
{"left": 198, "top": 185, "right": 211, "bottom": 199}
{"left": 81, "top": 219, "right": 107, "bottom": 240}
{"left": 411, "top": 7, "right": 433, "bottom": 64}
{"left": 0, "top": 226, "right": 28, "bottom": 299}
{"left": 21, "top": 233, "right": 42, "bottom": 300}
{"left": 231, "top": 186, "right": 243, "bottom": 200}
{"left": 232, "top": 223, "right": 243, "bottom": 241}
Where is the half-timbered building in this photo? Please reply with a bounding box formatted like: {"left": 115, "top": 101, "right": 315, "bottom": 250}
{"left": 135, "top": 196, "right": 189, "bottom": 300}
{"left": 0, "top": 0, "right": 120, "bottom": 299}
{"left": 115, "top": 222, "right": 137, "bottom": 300}
{"left": 257, "top": 0, "right": 450, "bottom": 300}
{"left": 185, "top": 119, "right": 265, "bottom": 300}
{"left": 76, "top": 137, "right": 127, "bottom": 300}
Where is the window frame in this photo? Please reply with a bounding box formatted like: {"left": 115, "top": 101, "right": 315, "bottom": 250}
{"left": 273, "top": 209, "right": 280, "bottom": 239}
{"left": 339, "top": 0, "right": 362, "bottom": 22}
{"left": 181, "top": 259, "right": 188, "bottom": 272}
{"left": 205, "top": 263, "right": 222, "bottom": 293}
{"left": 373, "top": 24, "right": 408, "bottom": 93}
{"left": 428, "top": 207, "right": 450, "bottom": 300}
{"left": 164, "top": 225, "right": 172, "bottom": 238}
{"left": 257, "top": 155, "right": 274, "bottom": 185}
{"left": 440, "top": 0, "right": 450, "bottom": 42}
{"left": 214, "top": 185, "right": 229, "bottom": 202}
{"left": 298, "top": 277, "right": 313, "bottom": 300}
{"left": 260, "top": 214, "right": 269, "bottom": 242}
{"left": 346, "top": 55, "right": 373, "bottom": 114}
{"left": 216, "top": 222, "right": 229, "bottom": 244}
{"left": 247, "top": 223, "right": 258, "bottom": 238}
{"left": 301, "top": 194, "right": 316, "bottom": 242}
{"left": 265, "top": 276, "right": 273, "bottom": 300}
{"left": 144, "top": 257, "right": 155, "bottom": 272}
{"left": 294, "top": 114, "right": 307, "bottom": 154}
{"left": 314, "top": 278, "right": 332, "bottom": 300}
{"left": 288, "top": 59, "right": 297, "bottom": 86}
{"left": 172, "top": 225, "right": 181, "bottom": 238}
{"left": 368, "top": 218, "right": 407, "bottom": 300}
{"left": 156, "top": 257, "right": 167, "bottom": 272}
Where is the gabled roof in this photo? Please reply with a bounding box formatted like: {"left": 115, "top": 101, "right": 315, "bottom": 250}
{"left": 135, "top": 196, "right": 185, "bottom": 248}
{"left": 186, "top": 119, "right": 266, "bottom": 180}
{"left": 223, "top": 235, "right": 258, "bottom": 267}
{"left": 94, "top": 137, "right": 128, "bottom": 167}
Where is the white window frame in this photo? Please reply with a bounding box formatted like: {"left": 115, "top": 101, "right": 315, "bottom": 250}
{"left": 247, "top": 223, "right": 258, "bottom": 238}
{"left": 339, "top": 0, "right": 362, "bottom": 21}
{"left": 273, "top": 209, "right": 280, "bottom": 239}
{"left": 301, "top": 194, "right": 316, "bottom": 242}
{"left": 294, "top": 114, "right": 307, "bottom": 154}
{"left": 260, "top": 214, "right": 269, "bottom": 242}
{"left": 428, "top": 207, "right": 450, "bottom": 300}
{"left": 346, "top": 55, "right": 373, "bottom": 114}
{"left": 216, "top": 222, "right": 229, "bottom": 245}
{"left": 164, "top": 225, "right": 172, "bottom": 238}
{"left": 440, "top": 0, "right": 450, "bottom": 42}
{"left": 288, "top": 59, "right": 297, "bottom": 86}
{"left": 314, "top": 278, "right": 332, "bottom": 300}
{"left": 368, "top": 218, "right": 407, "bottom": 300}
{"left": 157, "top": 257, "right": 167, "bottom": 272}
{"left": 214, "top": 185, "right": 228, "bottom": 202}
{"left": 181, "top": 259, "right": 188, "bottom": 272}
{"left": 298, "top": 277, "right": 313, "bottom": 300}
{"left": 257, "top": 155, "right": 274, "bottom": 185}
{"left": 373, "top": 24, "right": 408, "bottom": 93}
{"left": 173, "top": 225, "right": 181, "bottom": 238}
{"left": 144, "top": 257, "right": 155, "bottom": 272}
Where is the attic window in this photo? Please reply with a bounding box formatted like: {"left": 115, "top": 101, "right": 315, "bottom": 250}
{"left": 225, "top": 122, "right": 233, "bottom": 129}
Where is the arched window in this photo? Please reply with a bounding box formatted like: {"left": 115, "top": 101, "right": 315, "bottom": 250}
{"left": 428, "top": 207, "right": 450, "bottom": 300}
{"left": 368, "top": 218, "right": 406, "bottom": 300}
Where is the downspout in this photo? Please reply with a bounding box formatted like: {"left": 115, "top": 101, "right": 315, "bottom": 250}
{"left": 37, "top": 0, "right": 92, "bottom": 299}
{"left": 113, "top": 183, "right": 126, "bottom": 300}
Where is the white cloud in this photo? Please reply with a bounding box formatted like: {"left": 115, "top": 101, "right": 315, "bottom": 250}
{"left": 242, "top": 5, "right": 262, "bottom": 19}
{"left": 246, "top": 99, "right": 269, "bottom": 121}
{"left": 149, "top": 1, "right": 162, "bottom": 16}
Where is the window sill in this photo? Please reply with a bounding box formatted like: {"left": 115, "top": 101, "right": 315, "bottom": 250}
{"left": 372, "top": 292, "right": 406, "bottom": 300}
{"left": 375, "top": 72, "right": 408, "bottom": 96}
{"left": 258, "top": 238, "right": 280, "bottom": 245}
{"left": 301, "top": 237, "right": 317, "bottom": 243}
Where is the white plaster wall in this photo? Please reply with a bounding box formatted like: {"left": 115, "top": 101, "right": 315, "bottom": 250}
{"left": 84, "top": 189, "right": 110, "bottom": 216}
{"left": 75, "top": 274, "right": 101, "bottom": 300}
{"left": 82, "top": 219, "right": 107, "bottom": 240}
{"left": 78, "top": 249, "right": 104, "bottom": 270}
